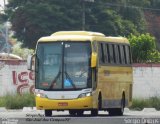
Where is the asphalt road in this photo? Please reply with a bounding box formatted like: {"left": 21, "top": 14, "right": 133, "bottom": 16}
{"left": 0, "top": 108, "right": 160, "bottom": 124}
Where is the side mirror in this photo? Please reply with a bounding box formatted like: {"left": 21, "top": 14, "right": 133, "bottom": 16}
{"left": 91, "top": 52, "right": 97, "bottom": 68}
{"left": 27, "top": 54, "right": 35, "bottom": 70}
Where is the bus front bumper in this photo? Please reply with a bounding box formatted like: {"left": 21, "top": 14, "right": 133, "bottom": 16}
{"left": 36, "top": 96, "right": 93, "bottom": 110}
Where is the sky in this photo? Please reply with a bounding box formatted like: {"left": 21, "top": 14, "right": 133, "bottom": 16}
{"left": 0, "top": 0, "right": 8, "bottom": 8}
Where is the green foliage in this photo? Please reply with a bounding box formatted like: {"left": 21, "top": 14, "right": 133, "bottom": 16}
{"left": 130, "top": 97, "right": 160, "bottom": 110}
{"left": 0, "top": 97, "right": 6, "bottom": 107}
{"left": 12, "top": 42, "right": 34, "bottom": 59}
{"left": 128, "top": 33, "right": 160, "bottom": 63}
{"left": 148, "top": 50, "right": 160, "bottom": 62}
{"left": 5, "top": 0, "right": 148, "bottom": 48}
{"left": 0, "top": 93, "right": 35, "bottom": 109}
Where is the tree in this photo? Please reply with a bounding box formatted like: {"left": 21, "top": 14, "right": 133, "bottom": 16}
{"left": 128, "top": 33, "right": 160, "bottom": 63}
{"left": 12, "top": 42, "right": 34, "bottom": 59}
{"left": 6, "top": 0, "right": 148, "bottom": 48}
{"left": 6, "top": 0, "right": 83, "bottom": 48}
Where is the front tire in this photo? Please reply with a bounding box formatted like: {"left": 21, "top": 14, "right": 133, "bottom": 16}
{"left": 45, "top": 110, "right": 52, "bottom": 117}
{"left": 69, "top": 110, "right": 76, "bottom": 116}
{"left": 91, "top": 109, "right": 98, "bottom": 116}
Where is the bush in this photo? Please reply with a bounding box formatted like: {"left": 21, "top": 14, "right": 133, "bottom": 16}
{"left": 0, "top": 97, "right": 6, "bottom": 107}
{"left": 130, "top": 97, "right": 160, "bottom": 110}
{"left": 128, "top": 33, "right": 160, "bottom": 63}
{"left": 0, "top": 93, "right": 35, "bottom": 109}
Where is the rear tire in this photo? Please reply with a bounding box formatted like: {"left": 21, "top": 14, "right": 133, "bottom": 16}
{"left": 108, "top": 94, "right": 125, "bottom": 116}
{"left": 98, "top": 93, "right": 102, "bottom": 110}
{"left": 45, "top": 110, "right": 52, "bottom": 117}
{"left": 108, "top": 108, "right": 123, "bottom": 116}
{"left": 77, "top": 110, "right": 84, "bottom": 116}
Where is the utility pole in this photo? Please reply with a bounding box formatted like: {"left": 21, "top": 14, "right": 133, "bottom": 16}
{"left": 3, "top": 0, "right": 6, "bottom": 7}
{"left": 82, "top": 1, "right": 85, "bottom": 30}
{"left": 5, "top": 22, "right": 9, "bottom": 54}
{"left": 2, "top": 0, "right": 10, "bottom": 54}
{"left": 82, "top": 0, "right": 94, "bottom": 31}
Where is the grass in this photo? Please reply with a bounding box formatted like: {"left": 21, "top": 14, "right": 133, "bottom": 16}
{"left": 130, "top": 97, "right": 160, "bottom": 110}
{"left": 0, "top": 93, "right": 35, "bottom": 109}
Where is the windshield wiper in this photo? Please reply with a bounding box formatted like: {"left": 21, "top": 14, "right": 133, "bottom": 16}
{"left": 64, "top": 71, "right": 76, "bottom": 89}
{"left": 49, "top": 68, "right": 61, "bottom": 89}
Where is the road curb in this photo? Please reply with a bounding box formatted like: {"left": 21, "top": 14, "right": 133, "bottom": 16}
{"left": 142, "top": 108, "right": 157, "bottom": 112}
{"left": 22, "top": 107, "right": 33, "bottom": 112}
{"left": 0, "top": 107, "right": 7, "bottom": 112}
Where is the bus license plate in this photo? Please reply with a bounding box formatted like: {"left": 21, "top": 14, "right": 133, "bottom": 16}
{"left": 58, "top": 102, "right": 68, "bottom": 106}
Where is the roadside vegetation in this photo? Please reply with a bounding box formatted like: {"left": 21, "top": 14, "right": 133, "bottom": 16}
{"left": 130, "top": 97, "right": 160, "bottom": 111}
{"left": 0, "top": 93, "right": 35, "bottom": 109}
{"left": 12, "top": 42, "right": 34, "bottom": 59}
{"left": 1, "top": 93, "right": 160, "bottom": 110}
{"left": 128, "top": 33, "right": 160, "bottom": 63}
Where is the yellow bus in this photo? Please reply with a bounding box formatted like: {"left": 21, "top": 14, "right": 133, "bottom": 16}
{"left": 28, "top": 31, "right": 133, "bottom": 116}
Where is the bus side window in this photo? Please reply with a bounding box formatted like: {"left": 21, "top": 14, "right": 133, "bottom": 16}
{"left": 112, "top": 44, "right": 116, "bottom": 63}
{"left": 120, "top": 45, "right": 125, "bottom": 64}
{"left": 104, "top": 43, "right": 109, "bottom": 63}
{"left": 125, "top": 45, "right": 131, "bottom": 64}
{"left": 108, "top": 44, "right": 114, "bottom": 64}
{"left": 123, "top": 45, "right": 127, "bottom": 64}
{"left": 114, "top": 44, "right": 120, "bottom": 64}
{"left": 99, "top": 43, "right": 105, "bottom": 64}
{"left": 129, "top": 46, "right": 132, "bottom": 64}
{"left": 118, "top": 45, "right": 122, "bottom": 64}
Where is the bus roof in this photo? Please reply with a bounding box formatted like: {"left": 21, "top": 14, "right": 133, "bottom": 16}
{"left": 38, "top": 31, "right": 129, "bottom": 44}
{"left": 51, "top": 31, "right": 105, "bottom": 37}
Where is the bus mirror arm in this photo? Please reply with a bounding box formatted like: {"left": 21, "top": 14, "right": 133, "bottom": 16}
{"left": 27, "top": 54, "right": 35, "bottom": 70}
{"left": 91, "top": 52, "right": 97, "bottom": 68}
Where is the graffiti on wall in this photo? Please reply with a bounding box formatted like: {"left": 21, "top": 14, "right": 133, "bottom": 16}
{"left": 12, "top": 71, "right": 35, "bottom": 94}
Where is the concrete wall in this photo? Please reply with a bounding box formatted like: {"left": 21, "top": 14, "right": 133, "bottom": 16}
{"left": 133, "top": 63, "right": 160, "bottom": 98}
{"left": 0, "top": 60, "right": 160, "bottom": 98}
{"left": 0, "top": 60, "right": 34, "bottom": 96}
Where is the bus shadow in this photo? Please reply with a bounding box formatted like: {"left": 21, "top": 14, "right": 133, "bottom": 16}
{"left": 51, "top": 114, "right": 129, "bottom": 117}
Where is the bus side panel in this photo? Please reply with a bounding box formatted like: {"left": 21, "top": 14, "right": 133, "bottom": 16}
{"left": 97, "top": 65, "right": 132, "bottom": 109}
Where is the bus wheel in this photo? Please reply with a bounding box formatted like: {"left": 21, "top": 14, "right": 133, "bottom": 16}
{"left": 69, "top": 110, "right": 76, "bottom": 116}
{"left": 91, "top": 109, "right": 98, "bottom": 116}
{"left": 98, "top": 93, "right": 102, "bottom": 110}
{"left": 108, "top": 95, "right": 125, "bottom": 116}
{"left": 77, "top": 110, "right": 84, "bottom": 116}
{"left": 45, "top": 110, "right": 52, "bottom": 117}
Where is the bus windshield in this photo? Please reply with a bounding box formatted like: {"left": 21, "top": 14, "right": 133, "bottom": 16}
{"left": 36, "top": 42, "right": 91, "bottom": 90}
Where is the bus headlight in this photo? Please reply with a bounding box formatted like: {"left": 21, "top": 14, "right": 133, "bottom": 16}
{"left": 36, "top": 93, "right": 48, "bottom": 98}
{"left": 78, "top": 92, "right": 92, "bottom": 98}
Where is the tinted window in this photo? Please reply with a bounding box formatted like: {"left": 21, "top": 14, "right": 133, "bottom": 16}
{"left": 114, "top": 45, "right": 120, "bottom": 64}
{"left": 99, "top": 43, "right": 105, "bottom": 63}
{"left": 108, "top": 44, "right": 114, "bottom": 63}
{"left": 105, "top": 44, "right": 110, "bottom": 63}
{"left": 125, "top": 46, "right": 131, "bottom": 64}
{"left": 99, "top": 43, "right": 131, "bottom": 65}
{"left": 123, "top": 45, "right": 127, "bottom": 64}
{"left": 120, "top": 45, "right": 125, "bottom": 64}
